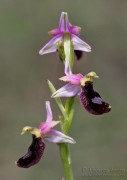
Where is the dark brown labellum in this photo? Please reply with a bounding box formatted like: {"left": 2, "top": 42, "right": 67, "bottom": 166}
{"left": 74, "top": 50, "right": 83, "bottom": 60}
{"left": 16, "top": 135, "right": 45, "bottom": 168}
{"left": 80, "top": 82, "right": 111, "bottom": 115}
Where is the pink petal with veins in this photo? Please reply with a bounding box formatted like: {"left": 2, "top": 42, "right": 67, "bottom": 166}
{"left": 52, "top": 83, "right": 81, "bottom": 97}
{"left": 59, "top": 12, "right": 70, "bottom": 32}
{"left": 70, "top": 25, "right": 81, "bottom": 35}
{"left": 45, "top": 101, "right": 53, "bottom": 122}
{"left": 44, "top": 129, "right": 76, "bottom": 144}
{"left": 72, "top": 34, "right": 91, "bottom": 52}
{"left": 39, "top": 34, "right": 62, "bottom": 55}
{"left": 39, "top": 121, "right": 60, "bottom": 135}
{"left": 60, "top": 74, "right": 83, "bottom": 85}
{"left": 48, "top": 28, "right": 61, "bottom": 36}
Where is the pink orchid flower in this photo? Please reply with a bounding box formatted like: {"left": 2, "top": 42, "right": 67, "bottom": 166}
{"left": 52, "top": 61, "right": 111, "bottom": 115}
{"left": 39, "top": 12, "right": 91, "bottom": 60}
{"left": 16, "top": 101, "right": 75, "bottom": 168}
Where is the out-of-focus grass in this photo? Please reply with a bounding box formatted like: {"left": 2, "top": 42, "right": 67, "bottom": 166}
{"left": 0, "top": 0, "right": 127, "bottom": 180}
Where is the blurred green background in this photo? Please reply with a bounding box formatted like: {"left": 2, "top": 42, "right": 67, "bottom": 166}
{"left": 0, "top": 0, "right": 127, "bottom": 180}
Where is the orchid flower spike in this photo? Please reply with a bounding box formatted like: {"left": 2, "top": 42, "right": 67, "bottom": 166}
{"left": 52, "top": 61, "right": 111, "bottom": 115}
{"left": 39, "top": 12, "right": 91, "bottom": 60}
{"left": 16, "top": 101, "right": 75, "bottom": 168}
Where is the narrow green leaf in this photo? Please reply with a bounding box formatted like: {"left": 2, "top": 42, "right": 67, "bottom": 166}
{"left": 47, "top": 80, "right": 66, "bottom": 119}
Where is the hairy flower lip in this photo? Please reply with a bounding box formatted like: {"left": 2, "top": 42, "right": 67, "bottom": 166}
{"left": 80, "top": 81, "right": 111, "bottom": 115}
{"left": 16, "top": 135, "right": 45, "bottom": 168}
{"left": 74, "top": 50, "right": 83, "bottom": 60}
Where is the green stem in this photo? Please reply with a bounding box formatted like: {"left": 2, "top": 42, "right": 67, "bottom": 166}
{"left": 48, "top": 30, "right": 75, "bottom": 180}
{"left": 63, "top": 33, "right": 74, "bottom": 69}
{"left": 59, "top": 143, "right": 74, "bottom": 180}
{"left": 59, "top": 97, "right": 75, "bottom": 180}
{"left": 64, "top": 97, "right": 75, "bottom": 134}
